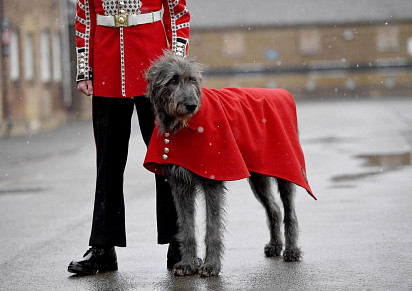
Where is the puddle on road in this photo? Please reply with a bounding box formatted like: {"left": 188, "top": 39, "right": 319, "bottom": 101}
{"left": 332, "top": 151, "right": 411, "bottom": 183}
{"left": 358, "top": 152, "right": 411, "bottom": 168}
{"left": 0, "top": 186, "right": 48, "bottom": 195}
{"left": 303, "top": 136, "right": 360, "bottom": 145}
{"left": 0, "top": 174, "right": 46, "bottom": 196}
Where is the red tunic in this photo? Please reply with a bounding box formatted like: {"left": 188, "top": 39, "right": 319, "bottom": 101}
{"left": 75, "top": 0, "right": 190, "bottom": 97}
{"left": 144, "top": 88, "right": 316, "bottom": 199}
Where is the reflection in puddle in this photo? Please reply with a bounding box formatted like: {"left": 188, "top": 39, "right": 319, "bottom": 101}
{"left": 0, "top": 186, "right": 48, "bottom": 195}
{"left": 302, "top": 136, "right": 359, "bottom": 144}
{"left": 358, "top": 152, "right": 411, "bottom": 168}
{"left": 332, "top": 151, "right": 411, "bottom": 183}
{"left": 332, "top": 170, "right": 384, "bottom": 182}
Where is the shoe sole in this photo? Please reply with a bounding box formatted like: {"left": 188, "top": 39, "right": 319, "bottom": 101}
{"left": 68, "top": 263, "right": 118, "bottom": 275}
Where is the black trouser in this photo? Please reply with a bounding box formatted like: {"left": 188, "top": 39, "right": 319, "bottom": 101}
{"left": 89, "top": 96, "right": 177, "bottom": 247}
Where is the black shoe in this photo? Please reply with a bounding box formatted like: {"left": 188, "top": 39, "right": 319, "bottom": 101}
{"left": 68, "top": 247, "right": 118, "bottom": 275}
{"left": 167, "top": 240, "right": 181, "bottom": 269}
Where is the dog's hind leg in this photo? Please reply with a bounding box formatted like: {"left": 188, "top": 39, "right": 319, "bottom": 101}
{"left": 198, "top": 178, "right": 226, "bottom": 277}
{"left": 248, "top": 172, "right": 283, "bottom": 257}
{"left": 166, "top": 166, "right": 200, "bottom": 276}
{"left": 277, "top": 178, "right": 302, "bottom": 262}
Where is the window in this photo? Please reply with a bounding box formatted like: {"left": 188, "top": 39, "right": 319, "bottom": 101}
{"left": 24, "top": 33, "right": 35, "bottom": 81}
{"left": 376, "top": 26, "right": 399, "bottom": 53}
{"left": 222, "top": 33, "right": 245, "bottom": 58}
{"left": 10, "top": 31, "right": 20, "bottom": 81}
{"left": 52, "top": 33, "right": 62, "bottom": 82}
{"left": 299, "top": 29, "right": 321, "bottom": 55}
{"left": 408, "top": 37, "right": 412, "bottom": 56}
{"left": 342, "top": 29, "right": 354, "bottom": 41}
{"left": 40, "top": 31, "right": 51, "bottom": 82}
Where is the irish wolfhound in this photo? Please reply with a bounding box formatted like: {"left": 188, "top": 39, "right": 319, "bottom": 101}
{"left": 144, "top": 51, "right": 315, "bottom": 277}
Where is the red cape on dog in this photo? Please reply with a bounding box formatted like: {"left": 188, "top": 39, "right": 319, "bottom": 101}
{"left": 144, "top": 87, "right": 316, "bottom": 200}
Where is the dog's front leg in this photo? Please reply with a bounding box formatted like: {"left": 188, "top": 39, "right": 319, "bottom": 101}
{"left": 166, "top": 166, "right": 200, "bottom": 276}
{"left": 199, "top": 178, "right": 226, "bottom": 277}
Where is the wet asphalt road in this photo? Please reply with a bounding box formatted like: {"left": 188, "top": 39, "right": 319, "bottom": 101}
{"left": 0, "top": 97, "right": 412, "bottom": 290}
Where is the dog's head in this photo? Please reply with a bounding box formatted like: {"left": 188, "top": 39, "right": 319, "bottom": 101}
{"left": 145, "top": 51, "right": 203, "bottom": 131}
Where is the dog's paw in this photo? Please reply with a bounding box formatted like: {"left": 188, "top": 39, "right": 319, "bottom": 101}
{"left": 264, "top": 243, "right": 283, "bottom": 257}
{"left": 172, "top": 262, "right": 198, "bottom": 276}
{"left": 283, "top": 248, "right": 302, "bottom": 262}
{"left": 198, "top": 262, "right": 221, "bottom": 277}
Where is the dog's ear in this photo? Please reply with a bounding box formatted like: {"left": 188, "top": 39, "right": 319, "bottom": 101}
{"left": 145, "top": 58, "right": 158, "bottom": 84}
{"left": 145, "top": 57, "right": 163, "bottom": 98}
{"left": 144, "top": 68, "right": 154, "bottom": 99}
{"left": 145, "top": 50, "right": 176, "bottom": 98}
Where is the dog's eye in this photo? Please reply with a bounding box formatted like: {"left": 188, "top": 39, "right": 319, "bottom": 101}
{"left": 169, "top": 75, "right": 179, "bottom": 85}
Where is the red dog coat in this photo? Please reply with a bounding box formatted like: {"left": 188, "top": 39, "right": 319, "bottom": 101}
{"left": 144, "top": 87, "right": 316, "bottom": 199}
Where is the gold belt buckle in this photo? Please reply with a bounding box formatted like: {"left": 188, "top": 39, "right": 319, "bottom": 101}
{"left": 114, "top": 15, "right": 128, "bottom": 27}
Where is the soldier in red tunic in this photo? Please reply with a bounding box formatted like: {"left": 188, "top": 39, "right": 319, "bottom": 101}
{"left": 68, "top": 0, "right": 190, "bottom": 275}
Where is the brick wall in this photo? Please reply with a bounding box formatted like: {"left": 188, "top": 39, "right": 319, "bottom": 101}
{"left": 188, "top": 22, "right": 412, "bottom": 98}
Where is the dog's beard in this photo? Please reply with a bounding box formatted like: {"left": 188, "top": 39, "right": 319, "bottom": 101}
{"left": 168, "top": 108, "right": 193, "bottom": 128}
{"left": 158, "top": 107, "right": 193, "bottom": 132}
{"left": 173, "top": 104, "right": 200, "bottom": 128}
{"left": 167, "top": 99, "right": 196, "bottom": 128}
{"left": 179, "top": 114, "right": 193, "bottom": 128}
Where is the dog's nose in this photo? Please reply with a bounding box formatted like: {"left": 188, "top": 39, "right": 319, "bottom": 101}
{"left": 186, "top": 104, "right": 198, "bottom": 113}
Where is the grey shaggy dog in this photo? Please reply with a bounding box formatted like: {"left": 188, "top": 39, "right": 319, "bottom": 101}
{"left": 145, "top": 51, "right": 301, "bottom": 277}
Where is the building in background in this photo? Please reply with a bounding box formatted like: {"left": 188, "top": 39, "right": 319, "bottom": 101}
{"left": 187, "top": 0, "right": 412, "bottom": 99}
{"left": 0, "top": 0, "right": 88, "bottom": 137}
{"left": 1, "top": 1, "right": 412, "bottom": 137}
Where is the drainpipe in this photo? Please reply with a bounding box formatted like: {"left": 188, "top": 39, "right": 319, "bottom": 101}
{"left": 0, "top": 0, "right": 12, "bottom": 135}
{"left": 59, "top": 0, "right": 73, "bottom": 108}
